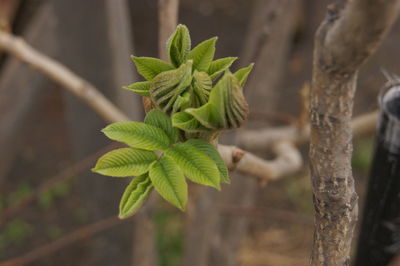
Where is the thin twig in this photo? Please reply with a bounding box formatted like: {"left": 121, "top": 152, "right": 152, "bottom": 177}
{"left": 0, "top": 30, "right": 129, "bottom": 123}
{"left": 239, "top": 110, "right": 379, "bottom": 150}
{"left": 0, "top": 216, "right": 131, "bottom": 266}
{"left": 218, "top": 140, "right": 302, "bottom": 182}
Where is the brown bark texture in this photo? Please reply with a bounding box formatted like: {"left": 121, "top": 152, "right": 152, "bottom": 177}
{"left": 309, "top": 0, "right": 400, "bottom": 265}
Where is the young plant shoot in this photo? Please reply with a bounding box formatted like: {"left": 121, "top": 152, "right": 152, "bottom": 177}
{"left": 92, "top": 25, "right": 253, "bottom": 219}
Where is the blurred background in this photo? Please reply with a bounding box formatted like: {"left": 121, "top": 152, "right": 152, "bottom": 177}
{"left": 0, "top": 0, "right": 399, "bottom": 265}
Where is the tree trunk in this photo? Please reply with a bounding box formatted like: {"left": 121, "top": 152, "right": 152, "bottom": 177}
{"left": 309, "top": 1, "right": 400, "bottom": 264}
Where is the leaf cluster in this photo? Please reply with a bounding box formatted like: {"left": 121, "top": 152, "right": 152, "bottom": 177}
{"left": 93, "top": 25, "right": 253, "bottom": 218}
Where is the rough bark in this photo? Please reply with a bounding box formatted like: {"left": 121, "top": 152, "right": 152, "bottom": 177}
{"left": 309, "top": 1, "right": 400, "bottom": 265}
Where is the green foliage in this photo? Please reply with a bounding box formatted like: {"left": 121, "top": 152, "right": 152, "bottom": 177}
{"left": 165, "top": 142, "right": 221, "bottom": 189}
{"left": 38, "top": 180, "right": 72, "bottom": 210}
{"left": 234, "top": 63, "right": 254, "bottom": 87}
{"left": 154, "top": 210, "right": 184, "bottom": 266}
{"left": 7, "top": 183, "right": 32, "bottom": 207}
{"left": 93, "top": 148, "right": 157, "bottom": 177}
{"left": 187, "top": 37, "right": 217, "bottom": 72}
{"left": 1, "top": 219, "right": 33, "bottom": 245}
{"left": 102, "top": 122, "right": 171, "bottom": 151}
{"left": 131, "top": 57, "right": 174, "bottom": 80}
{"left": 149, "top": 156, "right": 187, "bottom": 210}
{"left": 186, "top": 139, "right": 229, "bottom": 184}
{"left": 144, "top": 109, "right": 179, "bottom": 143}
{"left": 352, "top": 137, "right": 374, "bottom": 173}
{"left": 119, "top": 174, "right": 153, "bottom": 218}
{"left": 93, "top": 24, "right": 254, "bottom": 218}
{"left": 167, "top": 24, "right": 191, "bottom": 67}
{"left": 208, "top": 57, "right": 237, "bottom": 80}
{"left": 185, "top": 71, "right": 248, "bottom": 129}
{"left": 123, "top": 81, "right": 151, "bottom": 97}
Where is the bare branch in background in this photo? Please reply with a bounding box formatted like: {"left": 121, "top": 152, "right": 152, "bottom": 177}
{"left": 0, "top": 30, "right": 129, "bottom": 123}
{"left": 239, "top": 110, "right": 379, "bottom": 150}
{"left": 219, "top": 141, "right": 302, "bottom": 182}
{"left": 309, "top": 1, "right": 400, "bottom": 264}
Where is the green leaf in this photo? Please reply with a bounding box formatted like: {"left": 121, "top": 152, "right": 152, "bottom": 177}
{"left": 207, "top": 57, "right": 237, "bottom": 81}
{"left": 233, "top": 63, "right": 254, "bottom": 87}
{"left": 150, "top": 60, "right": 193, "bottom": 113}
{"left": 185, "top": 139, "right": 230, "bottom": 183}
{"left": 131, "top": 56, "right": 174, "bottom": 80}
{"left": 144, "top": 109, "right": 178, "bottom": 143}
{"left": 92, "top": 148, "right": 157, "bottom": 177}
{"left": 102, "top": 122, "right": 171, "bottom": 151}
{"left": 123, "top": 81, "right": 151, "bottom": 97}
{"left": 192, "top": 71, "right": 212, "bottom": 105}
{"left": 172, "top": 92, "right": 191, "bottom": 114}
{"left": 185, "top": 72, "right": 248, "bottom": 130}
{"left": 166, "top": 24, "right": 191, "bottom": 67}
{"left": 149, "top": 156, "right": 187, "bottom": 210}
{"left": 187, "top": 37, "right": 217, "bottom": 72}
{"left": 165, "top": 143, "right": 220, "bottom": 189}
{"left": 172, "top": 112, "right": 209, "bottom": 132}
{"left": 119, "top": 174, "right": 153, "bottom": 218}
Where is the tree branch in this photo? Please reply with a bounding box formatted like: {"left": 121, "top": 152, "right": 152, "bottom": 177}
{"left": 0, "top": 29, "right": 298, "bottom": 183}
{"left": 218, "top": 141, "right": 302, "bottom": 182}
{"left": 0, "top": 30, "right": 129, "bottom": 123}
{"left": 309, "top": 1, "right": 400, "bottom": 264}
{"left": 239, "top": 110, "right": 379, "bottom": 150}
